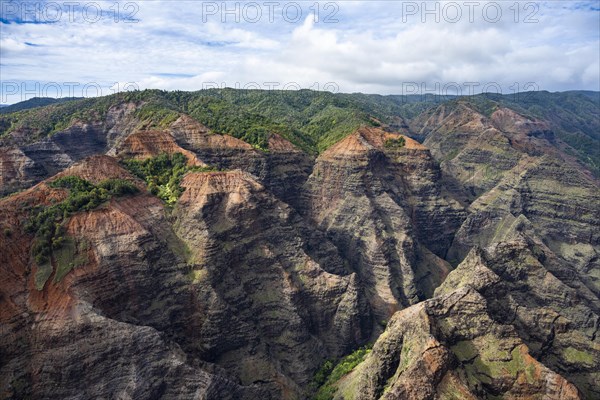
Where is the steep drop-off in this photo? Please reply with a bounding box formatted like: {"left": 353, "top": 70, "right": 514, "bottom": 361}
{"left": 1, "top": 90, "right": 598, "bottom": 400}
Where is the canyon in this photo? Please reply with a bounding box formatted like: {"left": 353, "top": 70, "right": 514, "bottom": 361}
{"left": 0, "top": 90, "right": 598, "bottom": 399}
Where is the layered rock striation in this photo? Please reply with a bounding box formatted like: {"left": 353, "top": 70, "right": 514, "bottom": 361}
{"left": 1, "top": 94, "right": 598, "bottom": 399}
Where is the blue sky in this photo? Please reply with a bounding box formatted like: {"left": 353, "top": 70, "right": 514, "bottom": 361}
{"left": 1, "top": 0, "right": 599, "bottom": 103}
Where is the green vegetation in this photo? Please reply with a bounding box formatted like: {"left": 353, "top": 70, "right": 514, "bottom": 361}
{"left": 183, "top": 95, "right": 286, "bottom": 151}
{"left": 312, "top": 360, "right": 335, "bottom": 390}
{"left": 123, "top": 153, "right": 187, "bottom": 205}
{"left": 384, "top": 136, "right": 406, "bottom": 149}
{"left": 0, "top": 89, "right": 442, "bottom": 153}
{"left": 123, "top": 152, "right": 217, "bottom": 205}
{"left": 563, "top": 347, "right": 594, "bottom": 365}
{"left": 453, "top": 339, "right": 540, "bottom": 389}
{"left": 25, "top": 176, "right": 137, "bottom": 289}
{"left": 0, "top": 97, "right": 81, "bottom": 115}
{"left": 0, "top": 96, "right": 122, "bottom": 139}
{"left": 455, "top": 96, "right": 499, "bottom": 117}
{"left": 451, "top": 340, "right": 479, "bottom": 362}
{"left": 2, "top": 89, "right": 597, "bottom": 173}
{"left": 54, "top": 238, "right": 90, "bottom": 283}
{"left": 398, "top": 340, "right": 414, "bottom": 373}
{"left": 313, "top": 345, "right": 372, "bottom": 400}
{"left": 135, "top": 102, "right": 181, "bottom": 128}
{"left": 34, "top": 261, "right": 53, "bottom": 291}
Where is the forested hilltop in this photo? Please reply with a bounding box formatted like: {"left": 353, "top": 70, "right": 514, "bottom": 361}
{"left": 2, "top": 89, "right": 598, "bottom": 174}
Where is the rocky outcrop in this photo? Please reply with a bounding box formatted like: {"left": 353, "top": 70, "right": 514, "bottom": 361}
{"left": 0, "top": 156, "right": 372, "bottom": 400}
{"left": 419, "top": 102, "right": 599, "bottom": 293}
{"left": 419, "top": 103, "right": 524, "bottom": 199}
{"left": 264, "top": 133, "right": 314, "bottom": 208}
{"left": 339, "top": 287, "right": 581, "bottom": 400}
{"left": 110, "top": 128, "right": 207, "bottom": 166}
{"left": 333, "top": 214, "right": 599, "bottom": 399}
{"left": 173, "top": 170, "right": 371, "bottom": 396}
{"left": 0, "top": 110, "right": 315, "bottom": 212}
{"left": 168, "top": 116, "right": 314, "bottom": 206}
{"left": 0, "top": 102, "right": 142, "bottom": 194}
{"left": 303, "top": 127, "right": 465, "bottom": 323}
{"left": 447, "top": 156, "right": 599, "bottom": 289}
{"left": 0, "top": 157, "right": 264, "bottom": 399}
{"left": 0, "top": 147, "right": 46, "bottom": 196}
{"left": 438, "top": 220, "right": 600, "bottom": 398}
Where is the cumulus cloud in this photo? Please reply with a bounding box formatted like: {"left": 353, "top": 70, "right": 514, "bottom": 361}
{"left": 0, "top": 0, "right": 598, "bottom": 103}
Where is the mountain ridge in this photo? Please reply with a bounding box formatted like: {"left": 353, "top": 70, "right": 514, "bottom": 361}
{"left": 0, "top": 88, "right": 598, "bottom": 399}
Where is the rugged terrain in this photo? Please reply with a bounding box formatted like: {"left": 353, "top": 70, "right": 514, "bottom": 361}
{"left": 0, "top": 89, "right": 598, "bottom": 399}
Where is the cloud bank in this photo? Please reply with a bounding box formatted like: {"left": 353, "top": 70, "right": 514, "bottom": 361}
{"left": 1, "top": 0, "right": 599, "bottom": 103}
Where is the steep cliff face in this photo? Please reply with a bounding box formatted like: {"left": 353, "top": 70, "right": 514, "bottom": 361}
{"left": 0, "top": 108, "right": 315, "bottom": 208}
{"left": 420, "top": 103, "right": 596, "bottom": 200}
{"left": 0, "top": 156, "right": 266, "bottom": 400}
{"left": 327, "top": 214, "right": 599, "bottom": 400}
{"left": 419, "top": 103, "right": 599, "bottom": 296}
{"left": 168, "top": 115, "right": 314, "bottom": 206}
{"left": 1, "top": 92, "right": 598, "bottom": 400}
{"left": 172, "top": 170, "right": 371, "bottom": 396}
{"left": 419, "top": 103, "right": 525, "bottom": 199}
{"left": 0, "top": 102, "right": 142, "bottom": 195}
{"left": 303, "top": 127, "right": 465, "bottom": 322}
{"left": 447, "top": 156, "right": 599, "bottom": 289}
{"left": 0, "top": 147, "right": 46, "bottom": 196}
{"left": 340, "top": 288, "right": 581, "bottom": 400}
{"left": 0, "top": 157, "right": 372, "bottom": 400}
{"left": 110, "top": 128, "right": 207, "bottom": 166}
{"left": 438, "top": 223, "right": 600, "bottom": 398}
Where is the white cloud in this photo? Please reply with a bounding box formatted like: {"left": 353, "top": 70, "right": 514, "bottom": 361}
{"left": 1, "top": 0, "right": 598, "bottom": 103}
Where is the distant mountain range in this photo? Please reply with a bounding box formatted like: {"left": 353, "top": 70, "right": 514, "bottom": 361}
{"left": 0, "top": 97, "right": 83, "bottom": 114}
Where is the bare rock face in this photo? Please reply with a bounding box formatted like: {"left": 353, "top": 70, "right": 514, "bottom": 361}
{"left": 0, "top": 102, "right": 142, "bottom": 194}
{"left": 418, "top": 101, "right": 599, "bottom": 295}
{"left": 341, "top": 287, "right": 581, "bottom": 400}
{"left": 173, "top": 170, "right": 371, "bottom": 396}
{"left": 0, "top": 147, "right": 46, "bottom": 196}
{"left": 334, "top": 217, "right": 598, "bottom": 399}
{"left": 447, "top": 156, "right": 600, "bottom": 292}
{"left": 0, "top": 157, "right": 371, "bottom": 400}
{"left": 1, "top": 94, "right": 598, "bottom": 400}
{"left": 0, "top": 158, "right": 265, "bottom": 399}
{"left": 265, "top": 133, "right": 315, "bottom": 209}
{"left": 110, "top": 128, "right": 207, "bottom": 166}
{"left": 420, "top": 103, "right": 525, "bottom": 199}
{"left": 0, "top": 109, "right": 315, "bottom": 210}
{"left": 438, "top": 221, "right": 600, "bottom": 398}
{"left": 168, "top": 115, "right": 314, "bottom": 207}
{"left": 303, "top": 127, "right": 465, "bottom": 321}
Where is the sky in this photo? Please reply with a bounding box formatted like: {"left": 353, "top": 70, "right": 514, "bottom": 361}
{"left": 0, "top": 0, "right": 599, "bottom": 103}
